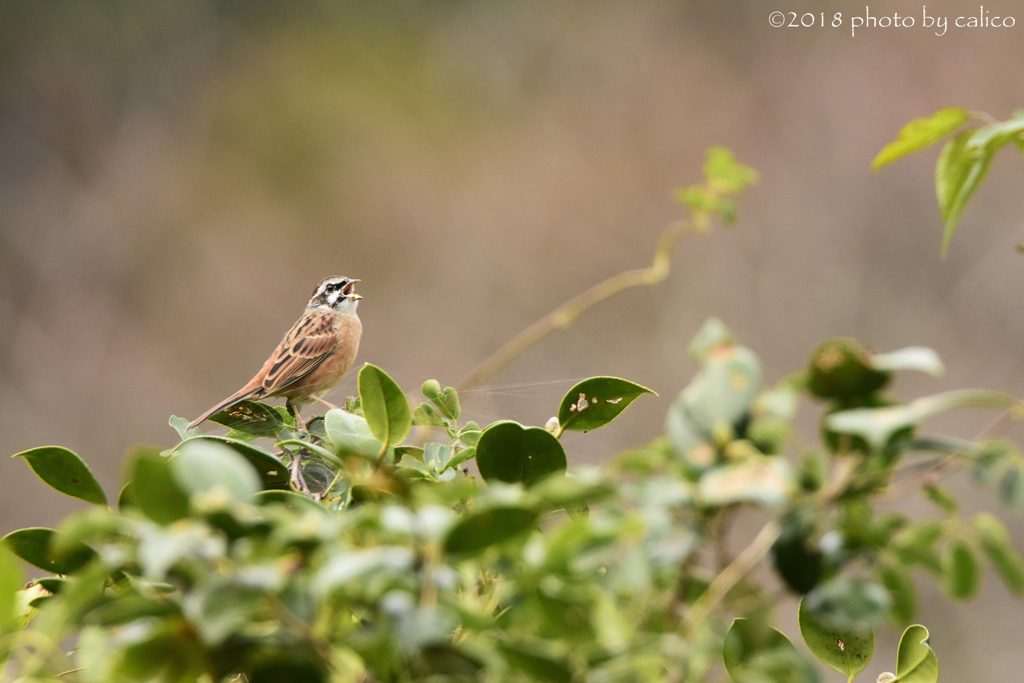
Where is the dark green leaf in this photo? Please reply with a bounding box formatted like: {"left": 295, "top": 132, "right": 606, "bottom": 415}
{"left": 131, "top": 454, "right": 190, "bottom": 525}
{"left": 557, "top": 377, "right": 656, "bottom": 433}
{"left": 207, "top": 400, "right": 287, "bottom": 440}
{"left": 940, "top": 538, "right": 980, "bottom": 600}
{"left": 771, "top": 510, "right": 823, "bottom": 594}
{"left": 253, "top": 490, "right": 330, "bottom": 516}
{"left": 444, "top": 506, "right": 538, "bottom": 554}
{"left": 808, "top": 339, "right": 890, "bottom": 400}
{"left": 498, "top": 643, "right": 572, "bottom": 683}
{"left": 475, "top": 421, "right": 567, "bottom": 487}
{"left": 871, "top": 107, "right": 968, "bottom": 171}
{"left": 894, "top": 624, "right": 939, "bottom": 683}
{"left": 798, "top": 594, "right": 875, "bottom": 677}
{"left": 1, "top": 527, "right": 96, "bottom": 575}
{"left": 12, "top": 446, "right": 107, "bottom": 506}
{"left": 972, "top": 513, "right": 1024, "bottom": 595}
{"left": 358, "top": 364, "right": 411, "bottom": 447}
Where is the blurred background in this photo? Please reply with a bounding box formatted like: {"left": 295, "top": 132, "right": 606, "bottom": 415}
{"left": 1, "top": 0, "right": 1023, "bottom": 678}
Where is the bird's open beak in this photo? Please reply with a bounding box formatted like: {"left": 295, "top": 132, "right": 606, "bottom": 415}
{"left": 343, "top": 279, "right": 362, "bottom": 299}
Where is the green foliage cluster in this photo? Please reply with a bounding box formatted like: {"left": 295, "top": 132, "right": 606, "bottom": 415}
{"left": 873, "top": 106, "right": 1024, "bottom": 257}
{"left": 1, "top": 143, "right": 1022, "bottom": 682}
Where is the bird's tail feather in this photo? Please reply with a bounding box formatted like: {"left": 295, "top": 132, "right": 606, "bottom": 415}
{"left": 188, "top": 387, "right": 260, "bottom": 430}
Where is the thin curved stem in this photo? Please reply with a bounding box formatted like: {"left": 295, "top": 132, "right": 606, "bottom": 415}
{"left": 459, "top": 219, "right": 696, "bottom": 390}
{"left": 684, "top": 520, "right": 781, "bottom": 632}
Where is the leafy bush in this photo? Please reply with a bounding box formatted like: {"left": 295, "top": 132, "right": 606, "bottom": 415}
{"left": 2, "top": 143, "right": 1022, "bottom": 683}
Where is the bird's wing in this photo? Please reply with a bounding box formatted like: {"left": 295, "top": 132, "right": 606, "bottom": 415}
{"left": 261, "top": 309, "right": 339, "bottom": 394}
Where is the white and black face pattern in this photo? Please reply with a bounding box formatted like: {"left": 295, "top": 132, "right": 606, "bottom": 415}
{"left": 309, "top": 277, "right": 361, "bottom": 311}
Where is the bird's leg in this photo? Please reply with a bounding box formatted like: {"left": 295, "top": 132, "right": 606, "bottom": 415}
{"left": 311, "top": 396, "right": 338, "bottom": 411}
{"left": 290, "top": 450, "right": 310, "bottom": 494}
{"left": 286, "top": 399, "right": 307, "bottom": 431}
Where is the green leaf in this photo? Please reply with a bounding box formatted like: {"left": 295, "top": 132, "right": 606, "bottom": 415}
{"left": 972, "top": 439, "right": 1015, "bottom": 484}
{"left": 936, "top": 130, "right": 993, "bottom": 258}
{"left": 253, "top": 489, "right": 329, "bottom": 516}
{"left": 131, "top": 454, "right": 190, "bottom": 525}
{"left": 878, "top": 561, "right": 918, "bottom": 624}
{"left": 683, "top": 344, "right": 762, "bottom": 434}
{"left": 872, "top": 107, "right": 968, "bottom": 171}
{"left": 207, "top": 399, "right": 288, "bottom": 440}
{"left": 178, "top": 436, "right": 289, "bottom": 490}
{"left": 498, "top": 642, "right": 572, "bottom": 683}
{"left": 324, "top": 408, "right": 383, "bottom": 458}
{"left": 1000, "top": 465, "right": 1024, "bottom": 510}
{"left": 13, "top": 446, "right": 107, "bottom": 506}
{"left": 894, "top": 624, "right": 939, "bottom": 683}
{"left": 444, "top": 446, "right": 476, "bottom": 473}
{"left": 435, "top": 386, "right": 461, "bottom": 421}
{"left": 807, "top": 339, "right": 891, "bottom": 400}
{"left": 703, "top": 146, "right": 759, "bottom": 194}
{"left": 798, "top": 594, "right": 875, "bottom": 678}
{"left": 698, "top": 458, "right": 795, "bottom": 507}
{"left": 940, "top": 538, "right": 980, "bottom": 600}
{"left": 892, "top": 521, "right": 944, "bottom": 573}
{"left": 314, "top": 547, "right": 415, "bottom": 596}
{"left": 557, "top": 377, "right": 656, "bottom": 433}
{"left": 971, "top": 513, "right": 1024, "bottom": 595}
{"left": 169, "top": 415, "right": 201, "bottom": 441}
{"left": 1, "top": 527, "right": 96, "bottom": 575}
{"left": 687, "top": 317, "right": 735, "bottom": 360}
{"left": 475, "top": 421, "right": 567, "bottom": 487}
{"left": 723, "top": 618, "right": 820, "bottom": 683}
{"left": 444, "top": 506, "right": 539, "bottom": 554}
{"left": 412, "top": 402, "right": 445, "bottom": 427}
{"left": 922, "top": 484, "right": 959, "bottom": 517}
{"left": 0, "top": 546, "right": 25, "bottom": 634}
{"left": 358, "top": 363, "right": 411, "bottom": 448}
{"left": 172, "top": 440, "right": 261, "bottom": 501}
{"left": 826, "top": 389, "right": 1018, "bottom": 449}
{"left": 771, "top": 510, "right": 823, "bottom": 594}
{"left": 870, "top": 347, "right": 945, "bottom": 377}
{"left": 803, "top": 577, "right": 888, "bottom": 633}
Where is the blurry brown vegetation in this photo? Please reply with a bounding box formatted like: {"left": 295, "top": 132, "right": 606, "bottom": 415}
{"left": 1, "top": 1, "right": 1023, "bottom": 679}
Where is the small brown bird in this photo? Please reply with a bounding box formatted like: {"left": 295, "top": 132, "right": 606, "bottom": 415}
{"left": 189, "top": 276, "right": 363, "bottom": 430}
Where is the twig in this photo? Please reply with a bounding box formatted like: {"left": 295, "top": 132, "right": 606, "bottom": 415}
{"left": 459, "top": 219, "right": 697, "bottom": 390}
{"left": 884, "top": 407, "right": 1022, "bottom": 499}
{"left": 684, "top": 520, "right": 781, "bottom": 632}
